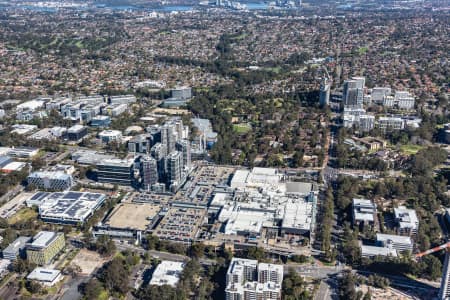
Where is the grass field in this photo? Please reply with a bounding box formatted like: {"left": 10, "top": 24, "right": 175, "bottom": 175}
{"left": 233, "top": 123, "right": 252, "bottom": 134}
{"left": 400, "top": 144, "right": 423, "bottom": 155}
{"left": 8, "top": 207, "right": 37, "bottom": 225}
{"left": 358, "top": 46, "right": 368, "bottom": 55}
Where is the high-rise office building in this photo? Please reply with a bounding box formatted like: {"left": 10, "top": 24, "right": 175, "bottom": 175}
{"left": 319, "top": 78, "right": 331, "bottom": 107}
{"left": 161, "top": 124, "right": 178, "bottom": 155}
{"left": 97, "top": 158, "right": 135, "bottom": 186}
{"left": 176, "top": 139, "right": 191, "bottom": 170}
{"left": 167, "top": 151, "right": 183, "bottom": 188}
{"left": 141, "top": 156, "right": 158, "bottom": 191}
{"left": 151, "top": 143, "right": 167, "bottom": 182}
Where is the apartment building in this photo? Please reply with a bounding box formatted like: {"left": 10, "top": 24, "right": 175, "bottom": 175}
{"left": 225, "top": 258, "right": 283, "bottom": 300}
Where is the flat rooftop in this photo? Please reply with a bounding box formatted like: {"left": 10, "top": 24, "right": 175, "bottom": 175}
{"left": 28, "top": 231, "right": 60, "bottom": 249}
{"left": 149, "top": 261, "right": 184, "bottom": 287}
{"left": 36, "top": 191, "right": 107, "bottom": 223}
{"left": 105, "top": 203, "right": 161, "bottom": 231}
{"left": 27, "top": 267, "right": 61, "bottom": 282}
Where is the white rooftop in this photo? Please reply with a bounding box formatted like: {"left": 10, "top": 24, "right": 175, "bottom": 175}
{"left": 16, "top": 100, "right": 46, "bottom": 111}
{"left": 27, "top": 267, "right": 61, "bottom": 283}
{"left": 361, "top": 245, "right": 398, "bottom": 257}
{"left": 353, "top": 198, "right": 376, "bottom": 222}
{"left": 29, "top": 231, "right": 59, "bottom": 249}
{"left": 376, "top": 233, "right": 412, "bottom": 245}
{"left": 394, "top": 206, "right": 418, "bottom": 230}
{"left": 149, "top": 261, "right": 184, "bottom": 287}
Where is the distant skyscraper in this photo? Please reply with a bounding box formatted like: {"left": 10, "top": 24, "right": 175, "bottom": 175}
{"left": 141, "top": 156, "right": 158, "bottom": 191}
{"left": 319, "top": 78, "right": 331, "bottom": 107}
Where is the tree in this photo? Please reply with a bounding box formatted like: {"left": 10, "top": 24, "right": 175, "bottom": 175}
{"left": 245, "top": 247, "right": 267, "bottom": 261}
{"left": 282, "top": 269, "right": 311, "bottom": 300}
{"left": 98, "top": 257, "right": 130, "bottom": 295}
{"left": 80, "top": 278, "right": 104, "bottom": 299}
{"left": 339, "top": 271, "right": 358, "bottom": 300}
{"left": 25, "top": 280, "right": 41, "bottom": 294}
{"left": 189, "top": 242, "right": 206, "bottom": 259}
{"left": 94, "top": 235, "right": 116, "bottom": 257}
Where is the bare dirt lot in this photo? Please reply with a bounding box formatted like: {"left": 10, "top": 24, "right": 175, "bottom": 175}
{"left": 70, "top": 249, "right": 108, "bottom": 275}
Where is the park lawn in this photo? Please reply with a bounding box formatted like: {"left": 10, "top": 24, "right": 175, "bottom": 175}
{"left": 263, "top": 67, "right": 282, "bottom": 74}
{"left": 8, "top": 207, "right": 38, "bottom": 225}
{"left": 75, "top": 41, "right": 84, "bottom": 49}
{"left": 233, "top": 123, "right": 252, "bottom": 134}
{"left": 358, "top": 46, "right": 368, "bottom": 55}
{"left": 400, "top": 144, "right": 423, "bottom": 155}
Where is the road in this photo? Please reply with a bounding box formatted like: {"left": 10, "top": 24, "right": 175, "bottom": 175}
{"left": 357, "top": 270, "right": 440, "bottom": 291}
{"left": 284, "top": 264, "right": 345, "bottom": 279}
{"left": 314, "top": 281, "right": 332, "bottom": 300}
{"left": 115, "top": 242, "right": 216, "bottom": 265}
{"left": 58, "top": 276, "right": 88, "bottom": 300}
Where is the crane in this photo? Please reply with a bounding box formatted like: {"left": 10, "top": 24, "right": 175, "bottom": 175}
{"left": 415, "top": 241, "right": 450, "bottom": 259}
{"left": 415, "top": 241, "right": 450, "bottom": 300}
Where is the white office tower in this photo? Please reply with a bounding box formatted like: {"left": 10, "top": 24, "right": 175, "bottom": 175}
{"left": 176, "top": 139, "right": 191, "bottom": 170}
{"left": 319, "top": 78, "right": 331, "bottom": 107}
{"left": 439, "top": 252, "right": 450, "bottom": 300}
{"left": 141, "top": 156, "right": 158, "bottom": 191}
{"left": 343, "top": 77, "right": 365, "bottom": 108}
{"left": 225, "top": 258, "right": 283, "bottom": 300}
{"left": 167, "top": 151, "right": 183, "bottom": 189}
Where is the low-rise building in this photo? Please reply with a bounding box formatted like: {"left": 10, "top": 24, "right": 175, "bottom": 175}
{"left": 0, "top": 259, "right": 10, "bottom": 279}
{"left": 394, "top": 206, "right": 419, "bottom": 236}
{"left": 27, "top": 171, "right": 74, "bottom": 191}
{"left": 8, "top": 147, "right": 39, "bottom": 158}
{"left": 32, "top": 191, "right": 107, "bottom": 224}
{"left": 149, "top": 261, "right": 184, "bottom": 287}
{"left": 109, "top": 94, "right": 137, "bottom": 105}
{"left": 378, "top": 117, "right": 405, "bottom": 131}
{"left": 352, "top": 198, "right": 377, "bottom": 227}
{"left": 11, "top": 124, "right": 38, "bottom": 135}
{"left": 2, "top": 236, "right": 31, "bottom": 260}
{"left": 26, "top": 231, "right": 65, "bottom": 266}
{"left": 376, "top": 233, "right": 413, "bottom": 253}
{"left": 360, "top": 244, "right": 398, "bottom": 258}
{"left": 27, "top": 268, "right": 63, "bottom": 286}
{"left": 1, "top": 161, "right": 27, "bottom": 173}
{"left": 99, "top": 130, "right": 122, "bottom": 143}
{"left": 90, "top": 115, "right": 111, "bottom": 128}
{"left": 67, "top": 125, "right": 88, "bottom": 141}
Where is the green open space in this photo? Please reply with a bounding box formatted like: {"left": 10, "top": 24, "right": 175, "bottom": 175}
{"left": 358, "top": 46, "right": 368, "bottom": 55}
{"left": 400, "top": 144, "right": 423, "bottom": 155}
{"left": 233, "top": 123, "right": 252, "bottom": 134}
